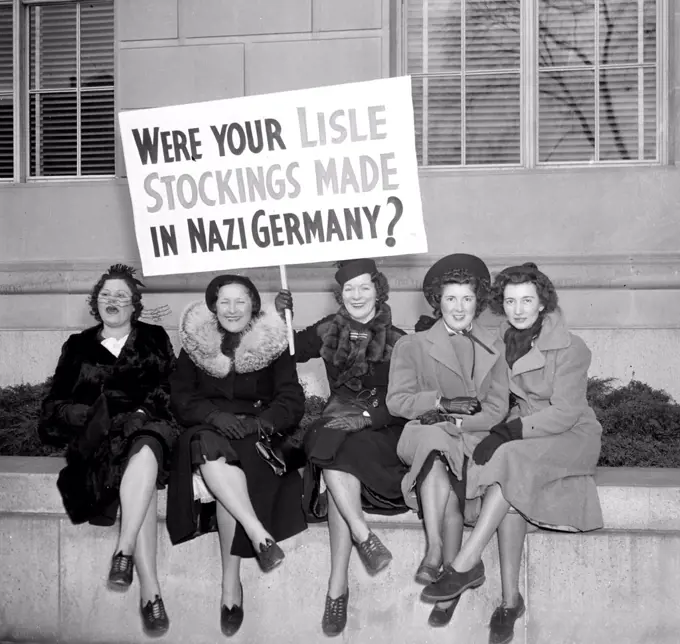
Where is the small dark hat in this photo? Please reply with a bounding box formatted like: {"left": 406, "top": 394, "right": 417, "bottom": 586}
{"left": 334, "top": 258, "right": 377, "bottom": 285}
{"left": 499, "top": 262, "right": 541, "bottom": 279}
{"left": 422, "top": 253, "right": 490, "bottom": 294}
{"left": 205, "top": 274, "right": 261, "bottom": 315}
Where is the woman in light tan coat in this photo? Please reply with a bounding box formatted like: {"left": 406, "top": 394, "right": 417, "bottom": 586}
{"left": 421, "top": 262, "right": 603, "bottom": 644}
{"left": 386, "top": 254, "right": 509, "bottom": 627}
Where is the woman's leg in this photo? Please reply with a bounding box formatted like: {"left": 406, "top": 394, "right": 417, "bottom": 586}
{"left": 419, "top": 457, "right": 459, "bottom": 567}
{"left": 497, "top": 511, "right": 527, "bottom": 606}
{"left": 452, "top": 483, "right": 511, "bottom": 572}
{"left": 322, "top": 469, "right": 369, "bottom": 544}
{"left": 117, "top": 445, "right": 158, "bottom": 555}
{"left": 199, "top": 457, "right": 272, "bottom": 548}
{"left": 216, "top": 502, "right": 242, "bottom": 608}
{"left": 133, "top": 489, "right": 161, "bottom": 604}
{"left": 326, "top": 489, "right": 352, "bottom": 598}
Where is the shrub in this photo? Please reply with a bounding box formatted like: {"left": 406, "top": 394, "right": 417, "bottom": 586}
{"left": 2, "top": 377, "right": 680, "bottom": 467}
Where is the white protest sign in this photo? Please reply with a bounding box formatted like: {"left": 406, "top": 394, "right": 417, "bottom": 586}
{"left": 118, "top": 76, "right": 427, "bottom": 277}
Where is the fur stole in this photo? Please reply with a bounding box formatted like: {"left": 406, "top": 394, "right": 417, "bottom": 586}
{"left": 179, "top": 301, "right": 289, "bottom": 378}
{"left": 319, "top": 303, "right": 400, "bottom": 391}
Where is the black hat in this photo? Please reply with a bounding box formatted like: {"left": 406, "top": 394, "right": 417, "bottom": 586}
{"left": 205, "top": 274, "right": 261, "bottom": 315}
{"left": 499, "top": 262, "right": 541, "bottom": 279}
{"left": 423, "top": 253, "right": 490, "bottom": 291}
{"left": 334, "top": 258, "right": 377, "bottom": 285}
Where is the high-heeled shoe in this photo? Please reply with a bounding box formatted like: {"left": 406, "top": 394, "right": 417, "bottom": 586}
{"left": 108, "top": 551, "right": 134, "bottom": 590}
{"left": 221, "top": 583, "right": 244, "bottom": 637}
{"left": 255, "top": 538, "right": 285, "bottom": 573}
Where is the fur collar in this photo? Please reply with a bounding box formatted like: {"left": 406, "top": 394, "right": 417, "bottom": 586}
{"left": 179, "top": 301, "right": 289, "bottom": 378}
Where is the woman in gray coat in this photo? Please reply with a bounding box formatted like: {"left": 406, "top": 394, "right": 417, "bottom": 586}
{"left": 386, "top": 254, "right": 509, "bottom": 627}
{"left": 421, "top": 262, "right": 603, "bottom": 644}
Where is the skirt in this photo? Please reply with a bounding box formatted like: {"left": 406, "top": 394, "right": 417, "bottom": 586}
{"left": 191, "top": 428, "right": 307, "bottom": 558}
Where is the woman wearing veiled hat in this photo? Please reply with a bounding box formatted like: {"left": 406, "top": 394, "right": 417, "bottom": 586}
{"left": 386, "top": 254, "right": 510, "bottom": 628}
{"left": 275, "top": 258, "right": 409, "bottom": 636}
{"left": 39, "top": 264, "right": 178, "bottom": 635}
{"left": 420, "top": 262, "right": 603, "bottom": 644}
{"left": 166, "top": 274, "right": 307, "bottom": 637}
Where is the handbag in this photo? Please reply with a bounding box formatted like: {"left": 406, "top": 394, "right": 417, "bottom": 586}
{"left": 255, "top": 426, "right": 306, "bottom": 477}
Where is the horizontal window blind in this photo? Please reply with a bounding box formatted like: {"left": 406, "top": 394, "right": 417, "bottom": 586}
{"left": 0, "top": 5, "right": 12, "bottom": 179}
{"left": 407, "top": 0, "right": 521, "bottom": 167}
{"left": 406, "top": 0, "right": 660, "bottom": 167}
{"left": 28, "top": 0, "right": 114, "bottom": 178}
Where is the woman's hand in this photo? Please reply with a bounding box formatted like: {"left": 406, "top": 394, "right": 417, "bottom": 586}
{"left": 61, "top": 403, "right": 90, "bottom": 427}
{"left": 274, "top": 290, "right": 294, "bottom": 319}
{"left": 206, "top": 410, "right": 248, "bottom": 439}
{"left": 440, "top": 396, "right": 482, "bottom": 415}
{"left": 417, "top": 409, "right": 449, "bottom": 425}
{"left": 472, "top": 419, "right": 523, "bottom": 465}
{"left": 123, "top": 410, "right": 147, "bottom": 434}
{"left": 324, "top": 414, "right": 371, "bottom": 432}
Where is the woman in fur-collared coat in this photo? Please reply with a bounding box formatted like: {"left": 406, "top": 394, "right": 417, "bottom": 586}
{"left": 166, "top": 274, "right": 307, "bottom": 637}
{"left": 39, "top": 264, "right": 178, "bottom": 635}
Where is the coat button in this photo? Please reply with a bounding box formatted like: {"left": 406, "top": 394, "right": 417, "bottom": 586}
{"left": 372, "top": 400, "right": 379, "bottom": 407}
{"left": 253, "top": 400, "right": 262, "bottom": 408}
{"left": 370, "top": 388, "right": 377, "bottom": 395}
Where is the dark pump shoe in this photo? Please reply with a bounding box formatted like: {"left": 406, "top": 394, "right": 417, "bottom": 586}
{"left": 108, "top": 551, "right": 134, "bottom": 590}
{"left": 255, "top": 539, "right": 285, "bottom": 573}
{"left": 221, "top": 586, "right": 244, "bottom": 638}
{"left": 415, "top": 559, "right": 440, "bottom": 585}
{"left": 420, "top": 560, "right": 486, "bottom": 603}
{"left": 488, "top": 594, "right": 525, "bottom": 644}
{"left": 428, "top": 596, "right": 461, "bottom": 627}
{"left": 354, "top": 531, "right": 392, "bottom": 575}
{"left": 322, "top": 588, "right": 349, "bottom": 637}
{"left": 140, "top": 595, "right": 170, "bottom": 637}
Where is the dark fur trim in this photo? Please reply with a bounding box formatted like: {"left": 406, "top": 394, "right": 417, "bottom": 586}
{"left": 179, "top": 301, "right": 289, "bottom": 378}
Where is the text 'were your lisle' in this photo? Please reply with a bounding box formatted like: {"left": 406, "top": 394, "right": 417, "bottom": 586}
{"left": 130, "top": 105, "right": 405, "bottom": 257}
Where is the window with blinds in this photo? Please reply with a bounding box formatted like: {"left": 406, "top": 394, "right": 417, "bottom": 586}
{"left": 28, "top": 0, "right": 115, "bottom": 178}
{"left": 0, "top": 5, "right": 12, "bottom": 179}
{"left": 406, "top": 0, "right": 661, "bottom": 167}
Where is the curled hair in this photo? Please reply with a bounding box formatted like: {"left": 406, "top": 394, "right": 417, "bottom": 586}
{"left": 88, "top": 264, "right": 144, "bottom": 323}
{"left": 425, "top": 268, "right": 489, "bottom": 319}
{"left": 332, "top": 270, "right": 390, "bottom": 308}
{"left": 489, "top": 263, "right": 559, "bottom": 316}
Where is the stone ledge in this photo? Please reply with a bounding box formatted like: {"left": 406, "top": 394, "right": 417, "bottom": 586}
{"left": 2, "top": 457, "right": 680, "bottom": 532}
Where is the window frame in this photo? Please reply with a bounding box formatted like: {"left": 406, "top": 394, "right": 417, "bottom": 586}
{"left": 398, "top": 0, "right": 670, "bottom": 172}
{"left": 1, "top": 0, "right": 117, "bottom": 184}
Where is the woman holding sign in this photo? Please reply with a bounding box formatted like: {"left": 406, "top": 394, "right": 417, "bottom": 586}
{"left": 167, "top": 275, "right": 307, "bottom": 637}
{"left": 39, "top": 264, "right": 178, "bottom": 636}
{"left": 421, "top": 263, "right": 602, "bottom": 644}
{"left": 275, "top": 258, "right": 408, "bottom": 637}
{"left": 386, "top": 254, "right": 509, "bottom": 628}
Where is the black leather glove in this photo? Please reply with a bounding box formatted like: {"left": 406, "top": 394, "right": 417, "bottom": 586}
{"left": 440, "top": 396, "right": 482, "bottom": 415}
{"left": 238, "top": 416, "right": 262, "bottom": 437}
{"left": 61, "top": 403, "right": 90, "bottom": 427}
{"left": 472, "top": 418, "right": 523, "bottom": 465}
{"left": 258, "top": 417, "right": 276, "bottom": 437}
{"left": 206, "top": 410, "right": 247, "bottom": 440}
{"left": 418, "top": 409, "right": 450, "bottom": 425}
{"left": 275, "top": 290, "right": 294, "bottom": 319}
{"left": 324, "top": 414, "right": 372, "bottom": 432}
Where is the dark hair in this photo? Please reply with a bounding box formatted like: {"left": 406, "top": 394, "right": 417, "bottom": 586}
{"left": 88, "top": 264, "right": 144, "bottom": 323}
{"left": 332, "top": 269, "right": 390, "bottom": 307}
{"left": 489, "top": 262, "right": 559, "bottom": 316}
{"left": 424, "top": 268, "right": 489, "bottom": 319}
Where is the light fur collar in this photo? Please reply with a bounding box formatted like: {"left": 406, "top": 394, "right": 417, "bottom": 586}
{"left": 179, "top": 301, "right": 289, "bottom": 378}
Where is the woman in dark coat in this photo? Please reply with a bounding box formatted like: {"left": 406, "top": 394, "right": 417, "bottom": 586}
{"left": 422, "top": 263, "right": 603, "bottom": 644}
{"left": 39, "top": 264, "right": 178, "bottom": 636}
{"left": 167, "top": 274, "right": 307, "bottom": 638}
{"left": 275, "top": 258, "right": 408, "bottom": 637}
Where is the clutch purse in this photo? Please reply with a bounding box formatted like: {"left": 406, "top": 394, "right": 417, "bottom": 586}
{"left": 255, "top": 427, "right": 306, "bottom": 477}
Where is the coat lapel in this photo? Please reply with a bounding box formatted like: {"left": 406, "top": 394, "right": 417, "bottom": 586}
{"left": 470, "top": 321, "right": 500, "bottom": 389}
{"left": 425, "top": 319, "right": 464, "bottom": 378}
{"left": 510, "top": 344, "right": 545, "bottom": 377}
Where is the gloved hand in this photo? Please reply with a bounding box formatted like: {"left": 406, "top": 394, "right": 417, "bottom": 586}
{"left": 206, "top": 410, "right": 247, "bottom": 440}
{"left": 238, "top": 416, "right": 262, "bottom": 437}
{"left": 324, "top": 414, "right": 372, "bottom": 432}
{"left": 258, "top": 416, "right": 276, "bottom": 437}
{"left": 440, "top": 396, "right": 482, "bottom": 415}
{"left": 123, "top": 410, "right": 147, "bottom": 434}
{"left": 274, "top": 290, "right": 294, "bottom": 319}
{"left": 62, "top": 403, "right": 91, "bottom": 427}
{"left": 472, "top": 418, "right": 523, "bottom": 465}
{"left": 418, "top": 409, "right": 450, "bottom": 425}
